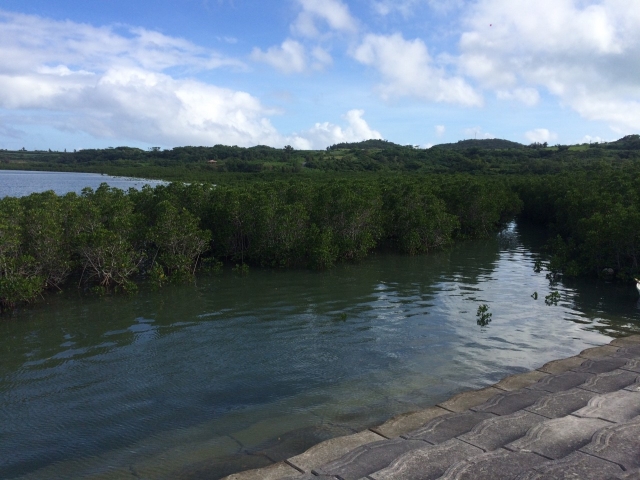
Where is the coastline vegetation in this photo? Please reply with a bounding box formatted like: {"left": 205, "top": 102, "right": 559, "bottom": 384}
{"left": 1, "top": 134, "right": 640, "bottom": 312}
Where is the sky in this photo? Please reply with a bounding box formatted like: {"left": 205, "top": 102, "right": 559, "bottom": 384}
{"left": 0, "top": 0, "right": 638, "bottom": 151}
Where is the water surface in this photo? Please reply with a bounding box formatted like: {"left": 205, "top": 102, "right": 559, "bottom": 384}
{"left": 1, "top": 223, "right": 639, "bottom": 479}
{"left": 0, "top": 170, "right": 166, "bottom": 197}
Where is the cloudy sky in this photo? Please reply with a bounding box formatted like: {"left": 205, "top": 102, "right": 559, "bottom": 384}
{"left": 0, "top": 0, "right": 638, "bottom": 150}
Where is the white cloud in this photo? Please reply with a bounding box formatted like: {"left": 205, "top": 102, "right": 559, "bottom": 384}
{"left": 291, "top": 0, "right": 357, "bottom": 38}
{"left": 372, "top": 0, "right": 463, "bottom": 16}
{"left": 251, "top": 40, "right": 307, "bottom": 74}
{"left": 459, "top": 0, "right": 640, "bottom": 131}
{"left": 353, "top": 33, "right": 482, "bottom": 106}
{"left": 0, "top": 10, "right": 345, "bottom": 148}
{"left": 251, "top": 40, "right": 332, "bottom": 74}
{"left": 581, "top": 135, "right": 607, "bottom": 144}
{"left": 289, "top": 109, "right": 382, "bottom": 149}
{"left": 435, "top": 125, "right": 446, "bottom": 136}
{"left": 464, "top": 126, "right": 494, "bottom": 139}
{"left": 496, "top": 88, "right": 540, "bottom": 106}
{"left": 525, "top": 128, "right": 557, "bottom": 144}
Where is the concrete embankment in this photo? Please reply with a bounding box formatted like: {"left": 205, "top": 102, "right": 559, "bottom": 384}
{"left": 223, "top": 335, "right": 640, "bottom": 479}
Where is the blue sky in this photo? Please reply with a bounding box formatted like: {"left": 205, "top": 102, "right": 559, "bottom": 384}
{"left": 0, "top": 0, "right": 638, "bottom": 150}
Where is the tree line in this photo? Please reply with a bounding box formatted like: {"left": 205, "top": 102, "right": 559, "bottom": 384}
{"left": 0, "top": 175, "right": 519, "bottom": 312}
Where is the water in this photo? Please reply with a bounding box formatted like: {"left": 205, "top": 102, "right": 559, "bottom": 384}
{"left": 1, "top": 223, "right": 639, "bottom": 479}
{"left": 0, "top": 170, "right": 166, "bottom": 197}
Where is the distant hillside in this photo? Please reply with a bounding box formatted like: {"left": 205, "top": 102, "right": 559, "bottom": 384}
{"left": 327, "top": 139, "right": 402, "bottom": 150}
{"left": 606, "top": 135, "right": 640, "bottom": 150}
{"left": 433, "top": 139, "right": 525, "bottom": 150}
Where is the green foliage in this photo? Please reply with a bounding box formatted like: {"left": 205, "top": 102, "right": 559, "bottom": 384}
{"left": 476, "top": 304, "right": 492, "bottom": 326}
{"left": 5, "top": 134, "right": 640, "bottom": 312}
{"left": 149, "top": 200, "right": 211, "bottom": 278}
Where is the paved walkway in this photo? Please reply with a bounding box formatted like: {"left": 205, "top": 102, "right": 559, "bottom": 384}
{"left": 223, "top": 335, "right": 640, "bottom": 480}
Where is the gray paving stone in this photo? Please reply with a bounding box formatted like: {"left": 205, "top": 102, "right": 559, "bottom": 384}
{"left": 403, "top": 411, "right": 496, "bottom": 444}
{"left": 506, "top": 416, "right": 611, "bottom": 460}
{"left": 439, "top": 449, "right": 548, "bottom": 480}
{"left": 368, "top": 439, "right": 483, "bottom": 480}
{"left": 579, "top": 345, "right": 621, "bottom": 359}
{"left": 608, "top": 467, "right": 640, "bottom": 479}
{"left": 287, "top": 430, "right": 384, "bottom": 473}
{"left": 625, "top": 381, "right": 640, "bottom": 392}
{"left": 580, "top": 416, "right": 640, "bottom": 470}
{"left": 620, "top": 358, "right": 640, "bottom": 373}
{"left": 458, "top": 410, "right": 547, "bottom": 452}
{"left": 579, "top": 369, "right": 640, "bottom": 393}
{"left": 280, "top": 474, "right": 336, "bottom": 480}
{"left": 473, "top": 388, "right": 548, "bottom": 416}
{"left": 527, "top": 372, "right": 593, "bottom": 393}
{"left": 222, "top": 461, "right": 300, "bottom": 480}
{"left": 515, "top": 451, "right": 623, "bottom": 479}
{"left": 538, "top": 356, "right": 586, "bottom": 375}
{"left": 525, "top": 388, "right": 598, "bottom": 419}
{"left": 437, "top": 386, "right": 503, "bottom": 413}
{"left": 371, "top": 406, "right": 449, "bottom": 439}
{"left": 527, "top": 370, "right": 594, "bottom": 393}
{"left": 573, "top": 357, "right": 631, "bottom": 374}
{"left": 494, "top": 370, "right": 550, "bottom": 391}
{"left": 610, "top": 335, "right": 640, "bottom": 347}
{"left": 574, "top": 390, "right": 640, "bottom": 424}
{"left": 312, "top": 437, "right": 425, "bottom": 479}
{"left": 612, "top": 344, "right": 640, "bottom": 359}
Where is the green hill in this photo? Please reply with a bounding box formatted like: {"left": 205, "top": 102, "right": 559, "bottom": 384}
{"left": 433, "top": 138, "right": 525, "bottom": 150}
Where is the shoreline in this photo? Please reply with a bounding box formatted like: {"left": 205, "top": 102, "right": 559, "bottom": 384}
{"left": 224, "top": 334, "right": 640, "bottom": 479}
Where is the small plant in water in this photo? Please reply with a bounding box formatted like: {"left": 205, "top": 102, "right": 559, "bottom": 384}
{"left": 531, "top": 291, "right": 538, "bottom": 300}
{"left": 338, "top": 313, "right": 347, "bottom": 321}
{"left": 545, "top": 291, "right": 561, "bottom": 306}
{"left": 476, "top": 304, "right": 492, "bottom": 327}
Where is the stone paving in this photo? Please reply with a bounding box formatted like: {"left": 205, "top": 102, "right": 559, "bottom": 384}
{"left": 223, "top": 335, "right": 640, "bottom": 480}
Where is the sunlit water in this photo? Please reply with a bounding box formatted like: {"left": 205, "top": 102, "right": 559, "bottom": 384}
{"left": 1, "top": 222, "right": 639, "bottom": 479}
{"left": 0, "top": 170, "right": 166, "bottom": 197}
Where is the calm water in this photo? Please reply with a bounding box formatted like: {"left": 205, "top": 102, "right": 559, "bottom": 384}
{"left": 0, "top": 170, "right": 166, "bottom": 197}
{"left": 1, "top": 223, "right": 639, "bottom": 479}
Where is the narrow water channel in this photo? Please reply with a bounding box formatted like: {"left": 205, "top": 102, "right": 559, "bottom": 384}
{"left": 1, "top": 222, "right": 639, "bottom": 479}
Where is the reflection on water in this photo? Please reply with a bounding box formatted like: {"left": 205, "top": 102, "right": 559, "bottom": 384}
{"left": 1, "top": 222, "right": 639, "bottom": 479}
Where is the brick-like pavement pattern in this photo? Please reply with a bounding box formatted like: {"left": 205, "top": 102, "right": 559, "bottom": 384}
{"left": 224, "top": 335, "right": 640, "bottom": 480}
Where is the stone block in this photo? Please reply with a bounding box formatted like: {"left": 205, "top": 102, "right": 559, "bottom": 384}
{"left": 580, "top": 416, "right": 640, "bottom": 470}
{"left": 287, "top": 430, "right": 384, "bottom": 473}
{"left": 611, "top": 467, "right": 640, "bottom": 479}
{"left": 620, "top": 358, "right": 640, "bottom": 373}
{"left": 574, "top": 390, "right": 640, "bottom": 423}
{"left": 574, "top": 357, "right": 633, "bottom": 374}
{"left": 493, "top": 370, "right": 549, "bottom": 391}
{"left": 438, "top": 449, "right": 548, "bottom": 480}
{"left": 371, "top": 406, "right": 449, "bottom": 439}
{"left": 404, "top": 411, "right": 495, "bottom": 444}
{"left": 538, "top": 356, "right": 585, "bottom": 375}
{"left": 369, "top": 439, "right": 483, "bottom": 480}
{"left": 506, "top": 416, "right": 610, "bottom": 460}
{"left": 613, "top": 344, "right": 640, "bottom": 359}
{"left": 222, "top": 461, "right": 301, "bottom": 480}
{"left": 525, "top": 388, "right": 597, "bottom": 419}
{"left": 312, "top": 437, "right": 425, "bottom": 480}
{"left": 527, "top": 371, "right": 593, "bottom": 393}
{"left": 579, "top": 369, "right": 640, "bottom": 394}
{"left": 459, "top": 410, "right": 547, "bottom": 452}
{"left": 473, "top": 389, "right": 548, "bottom": 416}
{"left": 579, "top": 345, "right": 620, "bottom": 359}
{"left": 515, "top": 451, "right": 623, "bottom": 479}
{"left": 610, "top": 335, "right": 640, "bottom": 347}
{"left": 437, "top": 386, "right": 503, "bottom": 413}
